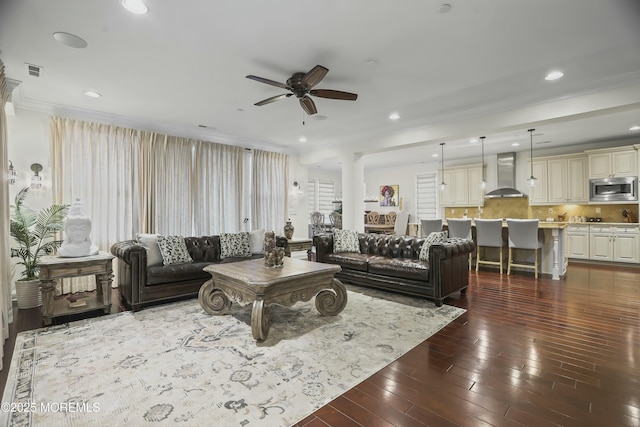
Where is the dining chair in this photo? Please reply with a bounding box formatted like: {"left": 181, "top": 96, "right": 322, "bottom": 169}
{"left": 506, "top": 219, "right": 543, "bottom": 278}
{"left": 446, "top": 218, "right": 473, "bottom": 269}
{"left": 328, "top": 211, "right": 342, "bottom": 229}
{"left": 392, "top": 211, "right": 410, "bottom": 236}
{"left": 310, "top": 211, "right": 326, "bottom": 235}
{"left": 385, "top": 211, "right": 397, "bottom": 225}
{"left": 420, "top": 219, "right": 443, "bottom": 237}
{"left": 474, "top": 219, "right": 505, "bottom": 274}
{"left": 366, "top": 211, "right": 380, "bottom": 225}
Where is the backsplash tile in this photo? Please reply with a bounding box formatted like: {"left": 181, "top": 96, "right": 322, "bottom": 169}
{"left": 444, "top": 199, "right": 638, "bottom": 223}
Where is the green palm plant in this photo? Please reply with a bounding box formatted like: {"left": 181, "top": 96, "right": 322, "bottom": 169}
{"left": 10, "top": 187, "right": 69, "bottom": 280}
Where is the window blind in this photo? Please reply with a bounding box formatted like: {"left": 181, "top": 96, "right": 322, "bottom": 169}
{"left": 416, "top": 172, "right": 437, "bottom": 220}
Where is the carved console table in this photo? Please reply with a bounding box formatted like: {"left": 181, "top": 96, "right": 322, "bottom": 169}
{"left": 38, "top": 252, "right": 114, "bottom": 326}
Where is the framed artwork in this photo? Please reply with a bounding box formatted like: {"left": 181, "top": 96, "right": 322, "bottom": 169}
{"left": 380, "top": 185, "right": 399, "bottom": 206}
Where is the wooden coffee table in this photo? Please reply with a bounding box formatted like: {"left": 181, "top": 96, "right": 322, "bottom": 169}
{"left": 198, "top": 258, "right": 346, "bottom": 341}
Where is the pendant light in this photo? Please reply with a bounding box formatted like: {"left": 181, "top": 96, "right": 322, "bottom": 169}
{"left": 479, "top": 136, "right": 486, "bottom": 189}
{"left": 439, "top": 142, "right": 447, "bottom": 191}
{"left": 528, "top": 128, "right": 537, "bottom": 187}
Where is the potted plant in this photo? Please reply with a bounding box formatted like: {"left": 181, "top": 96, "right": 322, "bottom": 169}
{"left": 9, "top": 187, "right": 69, "bottom": 309}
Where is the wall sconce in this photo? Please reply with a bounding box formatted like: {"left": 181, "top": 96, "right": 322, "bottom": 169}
{"left": 8, "top": 161, "right": 16, "bottom": 184}
{"left": 30, "top": 163, "right": 43, "bottom": 189}
{"left": 290, "top": 181, "right": 303, "bottom": 200}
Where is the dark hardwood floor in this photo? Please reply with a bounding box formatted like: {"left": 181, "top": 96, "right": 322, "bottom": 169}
{"left": 2, "top": 263, "right": 639, "bottom": 426}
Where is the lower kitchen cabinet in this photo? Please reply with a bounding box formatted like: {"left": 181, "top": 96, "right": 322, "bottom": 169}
{"left": 588, "top": 225, "right": 639, "bottom": 263}
{"left": 567, "top": 225, "right": 590, "bottom": 259}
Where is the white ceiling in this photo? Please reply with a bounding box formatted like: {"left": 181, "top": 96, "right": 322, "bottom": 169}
{"left": 1, "top": 0, "right": 640, "bottom": 171}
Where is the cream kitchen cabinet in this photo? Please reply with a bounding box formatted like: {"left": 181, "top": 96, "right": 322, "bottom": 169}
{"left": 547, "top": 155, "right": 588, "bottom": 204}
{"left": 440, "top": 165, "right": 484, "bottom": 207}
{"left": 528, "top": 161, "right": 548, "bottom": 205}
{"left": 530, "top": 154, "right": 588, "bottom": 205}
{"left": 587, "top": 147, "right": 637, "bottom": 179}
{"left": 589, "top": 225, "right": 639, "bottom": 263}
{"left": 566, "top": 225, "right": 590, "bottom": 259}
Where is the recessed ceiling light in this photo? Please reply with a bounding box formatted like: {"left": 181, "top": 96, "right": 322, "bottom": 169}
{"left": 83, "top": 91, "right": 101, "bottom": 98}
{"left": 545, "top": 70, "right": 564, "bottom": 81}
{"left": 432, "top": 153, "right": 439, "bottom": 158}
{"left": 299, "top": 136, "right": 307, "bottom": 143}
{"left": 389, "top": 112, "right": 400, "bottom": 121}
{"left": 121, "top": 0, "right": 148, "bottom": 14}
{"left": 313, "top": 115, "right": 327, "bottom": 121}
{"left": 469, "top": 138, "right": 478, "bottom": 143}
{"left": 439, "top": 3, "right": 452, "bottom": 13}
{"left": 629, "top": 125, "right": 640, "bottom": 131}
{"left": 52, "top": 32, "right": 87, "bottom": 49}
{"left": 511, "top": 142, "right": 520, "bottom": 147}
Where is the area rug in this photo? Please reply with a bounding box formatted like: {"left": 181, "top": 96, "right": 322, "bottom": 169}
{"left": 1, "top": 287, "right": 465, "bottom": 427}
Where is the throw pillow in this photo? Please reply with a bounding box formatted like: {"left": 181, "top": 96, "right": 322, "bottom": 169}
{"left": 333, "top": 228, "right": 360, "bottom": 253}
{"left": 419, "top": 231, "right": 447, "bottom": 261}
{"left": 249, "top": 229, "right": 265, "bottom": 254}
{"left": 136, "top": 233, "right": 163, "bottom": 267}
{"left": 220, "top": 232, "right": 252, "bottom": 259}
{"left": 157, "top": 235, "right": 193, "bottom": 266}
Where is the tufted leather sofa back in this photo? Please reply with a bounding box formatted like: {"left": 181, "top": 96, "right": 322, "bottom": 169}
{"left": 359, "top": 234, "right": 422, "bottom": 259}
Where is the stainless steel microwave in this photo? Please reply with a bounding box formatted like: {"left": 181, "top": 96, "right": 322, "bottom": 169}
{"left": 589, "top": 176, "right": 638, "bottom": 202}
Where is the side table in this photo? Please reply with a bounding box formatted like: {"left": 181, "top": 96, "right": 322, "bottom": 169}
{"left": 284, "top": 237, "right": 313, "bottom": 259}
{"left": 38, "top": 252, "right": 114, "bottom": 326}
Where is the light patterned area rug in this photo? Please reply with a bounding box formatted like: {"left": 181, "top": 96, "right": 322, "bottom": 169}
{"left": 1, "top": 287, "right": 465, "bottom": 426}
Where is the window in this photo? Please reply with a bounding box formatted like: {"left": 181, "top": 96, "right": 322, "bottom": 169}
{"left": 307, "top": 179, "right": 335, "bottom": 218}
{"left": 416, "top": 172, "right": 438, "bottom": 220}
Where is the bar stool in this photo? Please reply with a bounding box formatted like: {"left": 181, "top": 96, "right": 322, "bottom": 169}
{"left": 420, "top": 219, "right": 443, "bottom": 237}
{"left": 474, "top": 219, "right": 505, "bottom": 274}
{"left": 447, "top": 218, "right": 473, "bottom": 270}
{"left": 506, "top": 219, "right": 543, "bottom": 278}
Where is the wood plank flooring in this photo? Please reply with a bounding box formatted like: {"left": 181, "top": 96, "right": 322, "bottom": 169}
{"left": 2, "top": 263, "right": 639, "bottom": 426}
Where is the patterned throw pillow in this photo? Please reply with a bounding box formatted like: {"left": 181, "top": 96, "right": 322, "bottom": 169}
{"left": 136, "top": 233, "right": 164, "bottom": 267}
{"left": 220, "top": 232, "right": 252, "bottom": 259}
{"left": 333, "top": 229, "right": 360, "bottom": 253}
{"left": 418, "top": 231, "right": 447, "bottom": 261}
{"left": 157, "top": 235, "right": 193, "bottom": 266}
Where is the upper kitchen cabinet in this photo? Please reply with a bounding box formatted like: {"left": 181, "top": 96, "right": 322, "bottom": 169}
{"left": 586, "top": 146, "right": 638, "bottom": 179}
{"left": 440, "top": 164, "right": 484, "bottom": 207}
{"left": 530, "top": 154, "right": 588, "bottom": 205}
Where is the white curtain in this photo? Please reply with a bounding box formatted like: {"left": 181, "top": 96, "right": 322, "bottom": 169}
{"left": 51, "top": 118, "right": 138, "bottom": 293}
{"left": 0, "top": 61, "right": 15, "bottom": 370}
{"left": 193, "top": 140, "right": 243, "bottom": 234}
{"left": 251, "top": 149, "right": 289, "bottom": 234}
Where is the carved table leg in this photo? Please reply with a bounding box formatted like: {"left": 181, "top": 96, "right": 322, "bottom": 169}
{"left": 251, "top": 299, "right": 270, "bottom": 341}
{"left": 40, "top": 279, "right": 56, "bottom": 326}
{"left": 97, "top": 273, "right": 113, "bottom": 314}
{"left": 315, "top": 278, "right": 348, "bottom": 316}
{"left": 198, "top": 280, "right": 231, "bottom": 315}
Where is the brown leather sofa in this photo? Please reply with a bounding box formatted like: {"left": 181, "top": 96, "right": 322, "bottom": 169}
{"left": 313, "top": 233, "right": 475, "bottom": 306}
{"left": 111, "top": 235, "right": 287, "bottom": 311}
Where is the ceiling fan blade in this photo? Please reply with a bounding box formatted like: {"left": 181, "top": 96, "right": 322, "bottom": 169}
{"left": 301, "top": 65, "right": 329, "bottom": 89}
{"left": 254, "top": 93, "right": 292, "bottom": 106}
{"left": 299, "top": 96, "right": 317, "bottom": 115}
{"left": 310, "top": 89, "right": 358, "bottom": 101}
{"left": 246, "top": 75, "right": 288, "bottom": 89}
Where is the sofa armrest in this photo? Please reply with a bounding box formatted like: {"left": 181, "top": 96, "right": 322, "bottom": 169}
{"left": 111, "top": 240, "right": 147, "bottom": 309}
{"left": 313, "top": 234, "right": 334, "bottom": 263}
{"left": 430, "top": 238, "right": 476, "bottom": 303}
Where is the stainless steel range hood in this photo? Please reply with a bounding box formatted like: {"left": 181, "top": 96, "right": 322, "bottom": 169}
{"left": 484, "top": 152, "right": 527, "bottom": 198}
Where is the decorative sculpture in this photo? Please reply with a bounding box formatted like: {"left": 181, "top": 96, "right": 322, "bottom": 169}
{"left": 58, "top": 198, "right": 99, "bottom": 257}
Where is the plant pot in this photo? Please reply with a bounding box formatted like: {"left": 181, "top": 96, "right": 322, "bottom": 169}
{"left": 16, "top": 279, "right": 42, "bottom": 309}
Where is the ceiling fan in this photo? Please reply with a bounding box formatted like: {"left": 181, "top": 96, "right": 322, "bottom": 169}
{"left": 246, "top": 65, "right": 358, "bottom": 115}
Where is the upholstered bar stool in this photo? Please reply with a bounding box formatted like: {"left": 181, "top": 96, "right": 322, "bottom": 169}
{"left": 506, "top": 219, "right": 543, "bottom": 278}
{"left": 421, "top": 219, "right": 443, "bottom": 237}
{"left": 446, "top": 218, "right": 473, "bottom": 270}
{"left": 474, "top": 219, "right": 505, "bottom": 274}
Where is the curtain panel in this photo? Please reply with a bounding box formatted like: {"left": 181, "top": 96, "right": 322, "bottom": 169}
{"left": 50, "top": 117, "right": 263, "bottom": 292}
{"left": 251, "top": 149, "right": 289, "bottom": 234}
{"left": 0, "top": 60, "right": 14, "bottom": 370}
